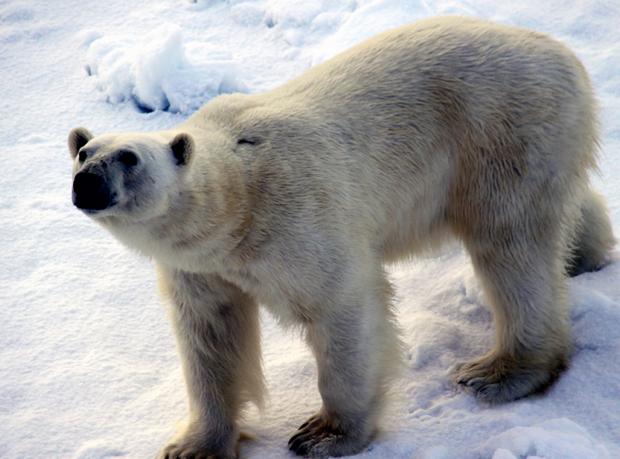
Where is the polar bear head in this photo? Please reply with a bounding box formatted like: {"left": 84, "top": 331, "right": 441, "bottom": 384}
{"left": 68, "top": 127, "right": 194, "bottom": 223}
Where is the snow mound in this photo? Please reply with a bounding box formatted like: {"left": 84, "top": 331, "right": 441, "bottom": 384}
{"left": 82, "top": 24, "right": 245, "bottom": 114}
{"left": 482, "top": 418, "right": 611, "bottom": 459}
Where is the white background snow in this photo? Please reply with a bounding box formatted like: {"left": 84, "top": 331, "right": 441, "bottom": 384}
{"left": 1, "top": 0, "right": 619, "bottom": 458}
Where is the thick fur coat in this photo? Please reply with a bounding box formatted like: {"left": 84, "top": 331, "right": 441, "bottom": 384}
{"left": 68, "top": 16, "right": 614, "bottom": 459}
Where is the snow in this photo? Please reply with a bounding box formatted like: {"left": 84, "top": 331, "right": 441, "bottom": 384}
{"left": 481, "top": 418, "right": 612, "bottom": 459}
{"left": 83, "top": 24, "right": 245, "bottom": 114}
{"left": 1, "top": 1, "right": 619, "bottom": 458}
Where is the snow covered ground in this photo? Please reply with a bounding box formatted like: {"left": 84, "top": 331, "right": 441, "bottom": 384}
{"left": 1, "top": 0, "right": 619, "bottom": 458}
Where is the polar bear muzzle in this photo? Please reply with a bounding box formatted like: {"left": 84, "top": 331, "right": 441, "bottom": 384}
{"left": 72, "top": 171, "right": 115, "bottom": 211}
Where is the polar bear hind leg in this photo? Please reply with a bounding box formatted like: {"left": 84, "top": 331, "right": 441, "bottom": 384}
{"left": 453, "top": 222, "right": 571, "bottom": 403}
{"left": 449, "top": 141, "right": 580, "bottom": 402}
{"left": 567, "top": 189, "right": 615, "bottom": 277}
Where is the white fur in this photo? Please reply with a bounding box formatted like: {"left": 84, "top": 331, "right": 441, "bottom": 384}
{"left": 69, "top": 16, "right": 614, "bottom": 459}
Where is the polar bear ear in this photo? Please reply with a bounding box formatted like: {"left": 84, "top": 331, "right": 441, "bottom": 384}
{"left": 170, "top": 132, "right": 194, "bottom": 167}
{"left": 68, "top": 127, "right": 94, "bottom": 159}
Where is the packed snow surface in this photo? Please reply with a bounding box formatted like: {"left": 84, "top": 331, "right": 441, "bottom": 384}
{"left": 1, "top": 1, "right": 619, "bottom": 458}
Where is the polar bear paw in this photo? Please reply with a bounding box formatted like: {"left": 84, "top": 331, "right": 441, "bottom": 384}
{"left": 452, "top": 351, "right": 566, "bottom": 404}
{"left": 157, "top": 426, "right": 237, "bottom": 459}
{"left": 288, "top": 413, "right": 370, "bottom": 458}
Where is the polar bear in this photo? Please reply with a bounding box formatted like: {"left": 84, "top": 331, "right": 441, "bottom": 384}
{"left": 69, "top": 16, "right": 614, "bottom": 459}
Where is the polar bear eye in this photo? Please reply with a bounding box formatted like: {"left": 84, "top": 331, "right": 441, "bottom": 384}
{"left": 237, "top": 137, "right": 260, "bottom": 146}
{"left": 78, "top": 150, "right": 88, "bottom": 162}
{"left": 119, "top": 150, "right": 139, "bottom": 167}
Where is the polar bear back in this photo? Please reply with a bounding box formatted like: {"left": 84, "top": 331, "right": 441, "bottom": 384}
{"left": 183, "top": 16, "right": 598, "bottom": 262}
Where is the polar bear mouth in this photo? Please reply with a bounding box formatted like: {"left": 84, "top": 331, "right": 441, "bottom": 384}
{"left": 80, "top": 205, "right": 117, "bottom": 216}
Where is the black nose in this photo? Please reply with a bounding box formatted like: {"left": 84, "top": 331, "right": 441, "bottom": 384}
{"left": 72, "top": 172, "right": 112, "bottom": 211}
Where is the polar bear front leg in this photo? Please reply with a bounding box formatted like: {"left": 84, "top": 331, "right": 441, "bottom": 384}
{"left": 157, "top": 267, "right": 264, "bottom": 459}
{"left": 289, "top": 271, "right": 401, "bottom": 458}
